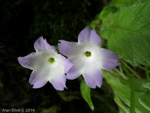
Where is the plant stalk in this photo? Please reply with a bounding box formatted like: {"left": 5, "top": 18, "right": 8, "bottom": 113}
{"left": 145, "top": 66, "right": 150, "bottom": 81}
{"left": 123, "top": 64, "right": 135, "bottom": 113}
{"left": 122, "top": 61, "right": 141, "bottom": 79}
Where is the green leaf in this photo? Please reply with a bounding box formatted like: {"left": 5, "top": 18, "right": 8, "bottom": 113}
{"left": 55, "top": 45, "right": 58, "bottom": 52}
{"left": 80, "top": 80, "right": 94, "bottom": 110}
{"left": 114, "top": 95, "right": 130, "bottom": 113}
{"left": 119, "top": 107, "right": 128, "bottom": 113}
{"left": 101, "top": 1, "right": 150, "bottom": 65}
{"left": 99, "top": 6, "right": 117, "bottom": 19}
{"left": 138, "top": 92, "right": 150, "bottom": 111}
{"left": 103, "top": 70, "right": 150, "bottom": 113}
{"left": 138, "top": 82, "right": 150, "bottom": 111}
{"left": 110, "top": 0, "right": 139, "bottom": 7}
{"left": 90, "top": 19, "right": 101, "bottom": 29}
{"left": 133, "top": 79, "right": 148, "bottom": 92}
{"left": 143, "top": 82, "right": 150, "bottom": 90}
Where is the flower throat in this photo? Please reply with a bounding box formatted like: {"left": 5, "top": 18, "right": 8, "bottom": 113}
{"left": 84, "top": 51, "right": 92, "bottom": 57}
{"left": 48, "top": 57, "right": 55, "bottom": 64}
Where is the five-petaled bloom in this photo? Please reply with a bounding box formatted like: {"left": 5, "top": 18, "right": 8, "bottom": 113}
{"left": 18, "top": 37, "right": 72, "bottom": 91}
{"left": 58, "top": 27, "right": 119, "bottom": 88}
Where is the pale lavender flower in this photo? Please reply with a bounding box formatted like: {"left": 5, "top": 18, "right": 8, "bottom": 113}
{"left": 58, "top": 27, "right": 119, "bottom": 88}
{"left": 18, "top": 37, "right": 72, "bottom": 91}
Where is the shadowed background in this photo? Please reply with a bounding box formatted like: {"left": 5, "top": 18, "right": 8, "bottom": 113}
{"left": 0, "top": 0, "right": 118, "bottom": 113}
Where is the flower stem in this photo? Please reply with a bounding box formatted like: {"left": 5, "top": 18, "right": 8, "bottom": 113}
{"left": 123, "top": 66, "right": 135, "bottom": 113}
{"left": 122, "top": 61, "right": 141, "bottom": 79}
{"left": 145, "top": 66, "right": 150, "bottom": 81}
{"left": 114, "top": 68, "right": 127, "bottom": 79}
{"left": 138, "top": 65, "right": 150, "bottom": 73}
{"left": 130, "top": 84, "right": 135, "bottom": 113}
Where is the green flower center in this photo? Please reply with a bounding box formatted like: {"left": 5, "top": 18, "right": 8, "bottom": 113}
{"left": 84, "top": 51, "right": 92, "bottom": 57}
{"left": 48, "top": 57, "right": 55, "bottom": 64}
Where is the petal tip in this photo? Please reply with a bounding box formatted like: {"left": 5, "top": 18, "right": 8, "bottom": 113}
{"left": 55, "top": 85, "right": 66, "bottom": 91}
{"left": 88, "top": 84, "right": 96, "bottom": 89}
{"left": 17, "top": 56, "right": 25, "bottom": 67}
{"left": 17, "top": 57, "right": 22, "bottom": 62}
{"left": 32, "top": 85, "right": 42, "bottom": 89}
{"left": 66, "top": 70, "right": 80, "bottom": 80}
{"left": 39, "top": 36, "right": 44, "bottom": 39}
{"left": 66, "top": 75, "right": 73, "bottom": 80}
{"left": 36, "top": 36, "right": 44, "bottom": 43}
{"left": 58, "top": 40, "right": 64, "bottom": 43}
{"left": 31, "top": 81, "right": 47, "bottom": 89}
{"left": 97, "top": 84, "right": 102, "bottom": 88}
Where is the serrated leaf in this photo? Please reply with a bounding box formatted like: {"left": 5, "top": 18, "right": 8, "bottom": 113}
{"left": 101, "top": 1, "right": 150, "bottom": 65}
{"left": 80, "top": 80, "right": 94, "bottom": 110}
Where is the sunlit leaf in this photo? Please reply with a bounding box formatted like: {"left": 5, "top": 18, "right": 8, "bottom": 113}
{"left": 101, "top": 1, "right": 150, "bottom": 65}
{"left": 99, "top": 6, "right": 117, "bottom": 19}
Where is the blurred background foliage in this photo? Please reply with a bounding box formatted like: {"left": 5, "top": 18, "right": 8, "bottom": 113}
{"left": 0, "top": 0, "right": 119, "bottom": 113}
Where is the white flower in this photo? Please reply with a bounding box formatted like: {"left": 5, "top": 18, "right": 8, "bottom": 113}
{"left": 18, "top": 37, "right": 72, "bottom": 91}
{"left": 58, "top": 27, "right": 119, "bottom": 88}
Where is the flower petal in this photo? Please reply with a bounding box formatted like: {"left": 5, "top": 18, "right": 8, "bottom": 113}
{"left": 93, "top": 70, "right": 103, "bottom": 88}
{"left": 90, "top": 29, "right": 102, "bottom": 46}
{"left": 34, "top": 36, "right": 56, "bottom": 52}
{"left": 78, "top": 27, "right": 102, "bottom": 46}
{"left": 33, "top": 79, "right": 47, "bottom": 88}
{"left": 18, "top": 52, "right": 37, "bottom": 70}
{"left": 101, "top": 59, "right": 120, "bottom": 70}
{"left": 101, "top": 48, "right": 119, "bottom": 59}
{"left": 58, "top": 40, "right": 77, "bottom": 56}
{"left": 60, "top": 55, "right": 73, "bottom": 73}
{"left": 29, "top": 71, "right": 48, "bottom": 88}
{"left": 83, "top": 69, "right": 103, "bottom": 88}
{"left": 101, "top": 48, "right": 119, "bottom": 70}
{"left": 50, "top": 75, "right": 66, "bottom": 91}
{"left": 78, "top": 27, "right": 91, "bottom": 43}
{"left": 66, "top": 66, "right": 81, "bottom": 80}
